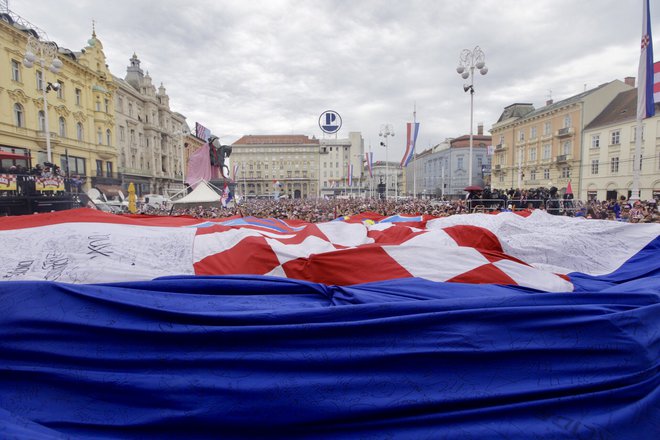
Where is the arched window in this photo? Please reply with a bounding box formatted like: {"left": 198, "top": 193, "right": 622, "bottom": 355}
{"left": 14, "top": 103, "right": 24, "bottom": 127}
{"left": 106, "top": 129, "right": 111, "bottom": 146}
{"left": 38, "top": 110, "right": 46, "bottom": 131}
{"left": 58, "top": 117, "right": 66, "bottom": 137}
{"left": 76, "top": 122, "right": 84, "bottom": 141}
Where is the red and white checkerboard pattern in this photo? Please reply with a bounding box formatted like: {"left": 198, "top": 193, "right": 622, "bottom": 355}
{"left": 193, "top": 220, "right": 573, "bottom": 291}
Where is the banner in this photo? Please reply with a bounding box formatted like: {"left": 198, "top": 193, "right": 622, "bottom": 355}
{"left": 35, "top": 176, "right": 64, "bottom": 192}
{"left": 401, "top": 122, "right": 420, "bottom": 167}
{"left": 195, "top": 122, "right": 212, "bottom": 141}
{"left": 0, "top": 174, "right": 17, "bottom": 191}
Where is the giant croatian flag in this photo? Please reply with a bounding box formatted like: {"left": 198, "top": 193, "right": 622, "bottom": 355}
{"left": 0, "top": 209, "right": 658, "bottom": 439}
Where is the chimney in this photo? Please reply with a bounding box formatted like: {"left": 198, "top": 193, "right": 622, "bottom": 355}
{"left": 477, "top": 122, "right": 483, "bottom": 136}
{"left": 546, "top": 99, "right": 553, "bottom": 106}
{"left": 624, "top": 76, "right": 636, "bottom": 87}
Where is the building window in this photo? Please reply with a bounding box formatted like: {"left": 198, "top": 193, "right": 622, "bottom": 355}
{"left": 530, "top": 147, "right": 537, "bottom": 162}
{"left": 106, "top": 129, "right": 111, "bottom": 145}
{"left": 97, "top": 128, "right": 103, "bottom": 145}
{"left": 632, "top": 125, "right": 645, "bottom": 141}
{"left": 38, "top": 111, "right": 46, "bottom": 131}
{"left": 106, "top": 162, "right": 113, "bottom": 177}
{"left": 75, "top": 88, "right": 82, "bottom": 106}
{"left": 530, "top": 126, "right": 537, "bottom": 139}
{"left": 610, "top": 130, "right": 620, "bottom": 145}
{"left": 530, "top": 169, "right": 537, "bottom": 181}
{"left": 543, "top": 168, "right": 550, "bottom": 180}
{"left": 56, "top": 81, "right": 64, "bottom": 99}
{"left": 58, "top": 117, "right": 66, "bottom": 137}
{"left": 518, "top": 130, "right": 525, "bottom": 142}
{"left": 561, "top": 166, "right": 570, "bottom": 179}
{"left": 96, "top": 160, "right": 103, "bottom": 176}
{"left": 591, "top": 159, "right": 599, "bottom": 175}
{"left": 76, "top": 122, "right": 84, "bottom": 141}
{"left": 457, "top": 157, "right": 464, "bottom": 170}
{"left": 591, "top": 134, "right": 600, "bottom": 149}
{"left": 119, "top": 126, "right": 125, "bottom": 141}
{"left": 11, "top": 59, "right": 21, "bottom": 82}
{"left": 562, "top": 140, "right": 571, "bottom": 155}
{"left": 128, "top": 103, "right": 133, "bottom": 117}
{"left": 95, "top": 100, "right": 101, "bottom": 111}
{"left": 36, "top": 70, "right": 44, "bottom": 91}
{"left": 563, "top": 115, "right": 571, "bottom": 128}
{"left": 117, "top": 96, "right": 123, "bottom": 112}
{"left": 67, "top": 156, "right": 86, "bottom": 176}
{"left": 542, "top": 144, "right": 551, "bottom": 160}
{"left": 104, "top": 99, "right": 110, "bottom": 113}
{"left": 610, "top": 157, "right": 619, "bottom": 173}
{"left": 543, "top": 122, "right": 552, "bottom": 136}
{"left": 14, "top": 103, "right": 24, "bottom": 127}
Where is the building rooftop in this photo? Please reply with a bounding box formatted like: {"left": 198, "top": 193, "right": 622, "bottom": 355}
{"left": 583, "top": 88, "right": 638, "bottom": 130}
{"left": 233, "top": 135, "right": 320, "bottom": 145}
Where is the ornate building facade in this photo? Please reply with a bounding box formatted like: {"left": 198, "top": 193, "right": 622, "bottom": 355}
{"left": 0, "top": 10, "right": 119, "bottom": 193}
{"left": 113, "top": 54, "right": 186, "bottom": 197}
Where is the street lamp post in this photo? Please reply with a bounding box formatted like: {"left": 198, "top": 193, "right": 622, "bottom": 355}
{"left": 23, "top": 36, "right": 63, "bottom": 164}
{"left": 379, "top": 124, "right": 394, "bottom": 199}
{"left": 457, "top": 46, "right": 488, "bottom": 187}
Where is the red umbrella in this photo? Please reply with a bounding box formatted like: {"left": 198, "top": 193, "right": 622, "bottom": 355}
{"left": 464, "top": 185, "right": 483, "bottom": 192}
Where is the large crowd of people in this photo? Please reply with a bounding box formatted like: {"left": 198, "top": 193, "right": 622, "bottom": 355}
{"left": 135, "top": 186, "right": 659, "bottom": 224}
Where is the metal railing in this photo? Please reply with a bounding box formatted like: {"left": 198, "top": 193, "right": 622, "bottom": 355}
{"left": 466, "top": 198, "right": 579, "bottom": 215}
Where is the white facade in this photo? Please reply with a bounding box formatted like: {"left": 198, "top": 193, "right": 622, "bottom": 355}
{"left": 319, "top": 132, "right": 365, "bottom": 197}
{"left": 582, "top": 115, "right": 660, "bottom": 201}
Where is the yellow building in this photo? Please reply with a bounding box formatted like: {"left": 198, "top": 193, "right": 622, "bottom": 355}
{"left": 1, "top": 11, "right": 118, "bottom": 193}
{"left": 490, "top": 79, "right": 633, "bottom": 195}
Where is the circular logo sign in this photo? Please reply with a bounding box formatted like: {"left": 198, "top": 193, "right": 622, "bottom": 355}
{"left": 319, "top": 110, "right": 342, "bottom": 134}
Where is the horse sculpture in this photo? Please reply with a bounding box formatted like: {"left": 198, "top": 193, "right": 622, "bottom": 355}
{"left": 208, "top": 135, "right": 232, "bottom": 179}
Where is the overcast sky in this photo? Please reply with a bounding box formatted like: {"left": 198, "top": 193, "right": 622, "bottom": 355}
{"left": 9, "top": 0, "right": 660, "bottom": 161}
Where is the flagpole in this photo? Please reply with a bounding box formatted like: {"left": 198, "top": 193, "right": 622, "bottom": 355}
{"left": 413, "top": 103, "right": 417, "bottom": 198}
{"left": 632, "top": 0, "right": 654, "bottom": 201}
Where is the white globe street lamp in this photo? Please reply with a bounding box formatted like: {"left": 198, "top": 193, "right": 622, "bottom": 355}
{"left": 379, "top": 124, "right": 394, "bottom": 199}
{"left": 23, "top": 35, "right": 62, "bottom": 164}
{"left": 457, "top": 46, "right": 488, "bottom": 187}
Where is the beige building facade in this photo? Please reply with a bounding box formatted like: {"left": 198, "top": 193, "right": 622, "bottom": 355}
{"left": 490, "top": 79, "right": 633, "bottom": 195}
{"left": 113, "top": 54, "right": 186, "bottom": 197}
{"left": 231, "top": 134, "right": 321, "bottom": 199}
{"left": 581, "top": 88, "right": 660, "bottom": 201}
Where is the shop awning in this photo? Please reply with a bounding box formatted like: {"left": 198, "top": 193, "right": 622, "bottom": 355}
{"left": 0, "top": 151, "right": 30, "bottom": 160}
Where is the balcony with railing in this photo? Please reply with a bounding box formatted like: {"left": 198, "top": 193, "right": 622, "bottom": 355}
{"left": 91, "top": 171, "right": 121, "bottom": 185}
{"left": 494, "top": 143, "right": 507, "bottom": 151}
{"left": 555, "top": 154, "right": 571, "bottom": 163}
{"left": 555, "top": 127, "right": 574, "bottom": 138}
